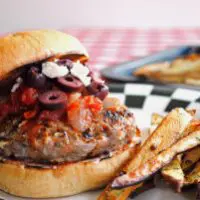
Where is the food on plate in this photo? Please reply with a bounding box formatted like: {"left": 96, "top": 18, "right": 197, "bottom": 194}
{"left": 99, "top": 110, "right": 200, "bottom": 200}
{"left": 152, "top": 114, "right": 200, "bottom": 195}
{"left": 185, "top": 161, "right": 200, "bottom": 184}
{"left": 152, "top": 115, "right": 185, "bottom": 192}
{"left": 122, "top": 108, "right": 193, "bottom": 174}
{"left": 181, "top": 146, "right": 200, "bottom": 171}
{"left": 149, "top": 112, "right": 163, "bottom": 134}
{"left": 98, "top": 183, "right": 143, "bottom": 200}
{"left": 129, "top": 177, "right": 156, "bottom": 198}
{"left": 161, "top": 155, "right": 184, "bottom": 192}
{"left": 111, "top": 128, "right": 200, "bottom": 188}
{"left": 134, "top": 53, "right": 200, "bottom": 85}
{"left": 98, "top": 108, "right": 194, "bottom": 199}
{"left": 152, "top": 113, "right": 200, "bottom": 192}
{"left": 0, "top": 30, "right": 141, "bottom": 198}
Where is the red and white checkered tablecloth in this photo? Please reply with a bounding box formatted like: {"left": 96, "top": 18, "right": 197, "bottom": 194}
{"left": 65, "top": 28, "right": 200, "bottom": 74}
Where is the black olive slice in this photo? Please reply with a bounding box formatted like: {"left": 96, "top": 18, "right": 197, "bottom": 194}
{"left": 57, "top": 75, "right": 83, "bottom": 92}
{"left": 87, "top": 81, "right": 109, "bottom": 100}
{"left": 39, "top": 90, "right": 67, "bottom": 110}
{"left": 26, "top": 67, "right": 47, "bottom": 89}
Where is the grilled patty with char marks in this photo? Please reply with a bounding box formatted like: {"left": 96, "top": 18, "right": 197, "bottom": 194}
{"left": 1, "top": 107, "right": 137, "bottom": 163}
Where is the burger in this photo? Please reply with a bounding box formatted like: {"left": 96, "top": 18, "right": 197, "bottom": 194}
{"left": 0, "top": 30, "right": 140, "bottom": 198}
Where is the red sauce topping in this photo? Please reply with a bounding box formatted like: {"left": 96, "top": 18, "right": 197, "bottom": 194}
{"left": 84, "top": 96, "right": 102, "bottom": 113}
{"left": 39, "top": 109, "right": 65, "bottom": 121}
{"left": 24, "top": 110, "right": 37, "bottom": 119}
{"left": 68, "top": 96, "right": 102, "bottom": 114}
{"left": 21, "top": 88, "right": 38, "bottom": 106}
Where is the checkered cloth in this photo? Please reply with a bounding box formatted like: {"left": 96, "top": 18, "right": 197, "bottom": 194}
{"left": 66, "top": 28, "right": 200, "bottom": 74}
{"left": 109, "top": 83, "right": 200, "bottom": 113}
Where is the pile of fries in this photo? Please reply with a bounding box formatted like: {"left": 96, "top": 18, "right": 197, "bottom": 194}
{"left": 134, "top": 53, "right": 200, "bottom": 85}
{"left": 98, "top": 108, "right": 200, "bottom": 200}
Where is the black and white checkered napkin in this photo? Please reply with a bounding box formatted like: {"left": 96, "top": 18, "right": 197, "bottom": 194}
{"left": 109, "top": 83, "right": 200, "bottom": 113}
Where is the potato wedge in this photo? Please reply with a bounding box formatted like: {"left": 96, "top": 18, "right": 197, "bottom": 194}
{"left": 98, "top": 184, "right": 143, "bottom": 200}
{"left": 155, "top": 113, "right": 199, "bottom": 192}
{"left": 185, "top": 78, "right": 200, "bottom": 86}
{"left": 134, "top": 53, "right": 200, "bottom": 85}
{"left": 161, "top": 155, "right": 184, "bottom": 192}
{"left": 98, "top": 108, "right": 194, "bottom": 199}
{"left": 150, "top": 113, "right": 163, "bottom": 134}
{"left": 111, "top": 129, "right": 200, "bottom": 188}
{"left": 164, "top": 56, "right": 200, "bottom": 75}
{"left": 134, "top": 62, "right": 170, "bottom": 77}
{"left": 124, "top": 108, "right": 193, "bottom": 173}
{"left": 185, "top": 161, "right": 200, "bottom": 185}
{"left": 182, "top": 146, "right": 200, "bottom": 171}
{"left": 130, "top": 178, "right": 155, "bottom": 198}
{"left": 151, "top": 113, "right": 164, "bottom": 125}
{"left": 161, "top": 145, "right": 200, "bottom": 192}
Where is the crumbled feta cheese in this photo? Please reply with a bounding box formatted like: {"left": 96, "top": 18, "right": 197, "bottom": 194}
{"left": 11, "top": 77, "right": 23, "bottom": 93}
{"left": 80, "top": 76, "right": 91, "bottom": 86}
{"left": 71, "top": 62, "right": 91, "bottom": 86}
{"left": 42, "top": 62, "right": 69, "bottom": 78}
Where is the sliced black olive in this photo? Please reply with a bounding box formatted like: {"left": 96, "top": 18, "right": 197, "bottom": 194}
{"left": 87, "top": 81, "right": 109, "bottom": 100}
{"left": 26, "top": 67, "right": 47, "bottom": 89}
{"left": 39, "top": 90, "right": 67, "bottom": 110}
{"left": 57, "top": 75, "right": 83, "bottom": 92}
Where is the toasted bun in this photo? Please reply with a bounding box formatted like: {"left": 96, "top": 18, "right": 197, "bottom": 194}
{"left": 0, "top": 148, "right": 134, "bottom": 198}
{"left": 0, "top": 30, "right": 89, "bottom": 80}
